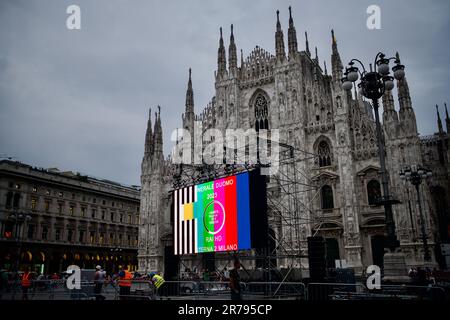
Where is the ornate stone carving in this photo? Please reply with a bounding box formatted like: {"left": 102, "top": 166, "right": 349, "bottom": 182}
{"left": 339, "top": 130, "right": 346, "bottom": 145}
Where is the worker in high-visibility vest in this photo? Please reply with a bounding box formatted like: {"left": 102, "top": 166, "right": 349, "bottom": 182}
{"left": 149, "top": 272, "right": 165, "bottom": 299}
{"left": 21, "top": 267, "right": 32, "bottom": 300}
{"left": 118, "top": 266, "right": 132, "bottom": 300}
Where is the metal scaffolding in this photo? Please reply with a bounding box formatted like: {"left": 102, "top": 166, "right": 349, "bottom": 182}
{"left": 169, "top": 136, "right": 329, "bottom": 288}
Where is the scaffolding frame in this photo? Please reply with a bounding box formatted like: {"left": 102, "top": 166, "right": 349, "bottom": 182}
{"left": 169, "top": 136, "right": 331, "bottom": 290}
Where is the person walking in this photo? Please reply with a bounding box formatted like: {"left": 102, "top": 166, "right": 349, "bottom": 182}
{"left": 223, "top": 267, "right": 230, "bottom": 280}
{"left": 21, "top": 267, "right": 32, "bottom": 300}
{"left": 50, "top": 273, "right": 59, "bottom": 290}
{"left": 229, "top": 259, "right": 242, "bottom": 300}
{"left": 203, "top": 269, "right": 210, "bottom": 282}
{"left": 118, "top": 266, "right": 132, "bottom": 300}
{"left": 94, "top": 265, "right": 106, "bottom": 300}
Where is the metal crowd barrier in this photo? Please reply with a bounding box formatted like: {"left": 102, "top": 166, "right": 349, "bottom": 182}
{"left": 0, "top": 280, "right": 92, "bottom": 300}
{"left": 373, "top": 284, "right": 446, "bottom": 301}
{"left": 306, "top": 282, "right": 367, "bottom": 301}
{"left": 306, "top": 282, "right": 447, "bottom": 301}
{"left": 1, "top": 279, "right": 448, "bottom": 301}
{"left": 243, "top": 282, "right": 306, "bottom": 299}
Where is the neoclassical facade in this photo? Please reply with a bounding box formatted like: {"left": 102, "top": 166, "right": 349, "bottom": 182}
{"left": 138, "top": 8, "right": 450, "bottom": 278}
{"left": 0, "top": 160, "right": 140, "bottom": 273}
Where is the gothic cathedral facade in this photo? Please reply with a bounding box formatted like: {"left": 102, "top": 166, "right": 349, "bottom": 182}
{"left": 138, "top": 8, "right": 450, "bottom": 277}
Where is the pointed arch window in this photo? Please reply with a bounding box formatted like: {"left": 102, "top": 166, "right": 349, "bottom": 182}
{"left": 254, "top": 93, "right": 269, "bottom": 131}
{"left": 321, "top": 185, "right": 334, "bottom": 210}
{"left": 367, "top": 180, "right": 381, "bottom": 206}
{"left": 317, "top": 140, "right": 332, "bottom": 167}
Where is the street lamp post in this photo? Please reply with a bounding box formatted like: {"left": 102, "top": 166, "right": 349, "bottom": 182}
{"left": 399, "top": 165, "right": 433, "bottom": 262}
{"left": 8, "top": 212, "right": 32, "bottom": 271}
{"left": 342, "top": 52, "right": 405, "bottom": 251}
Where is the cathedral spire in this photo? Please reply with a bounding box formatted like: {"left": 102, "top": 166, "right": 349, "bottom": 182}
{"left": 330, "top": 29, "right": 343, "bottom": 84}
{"left": 185, "top": 68, "right": 194, "bottom": 113}
{"left": 383, "top": 90, "right": 396, "bottom": 111}
{"left": 228, "top": 24, "right": 238, "bottom": 76}
{"left": 396, "top": 52, "right": 417, "bottom": 137}
{"left": 383, "top": 90, "right": 398, "bottom": 117}
{"left": 240, "top": 49, "right": 244, "bottom": 68}
{"left": 275, "top": 10, "right": 286, "bottom": 61}
{"left": 305, "top": 31, "right": 311, "bottom": 56}
{"left": 217, "top": 27, "right": 227, "bottom": 78}
{"left": 154, "top": 106, "right": 163, "bottom": 153}
{"left": 436, "top": 104, "right": 444, "bottom": 134}
{"left": 324, "top": 60, "right": 328, "bottom": 75}
{"left": 287, "top": 6, "right": 298, "bottom": 58}
{"left": 445, "top": 102, "right": 450, "bottom": 133}
{"left": 314, "top": 46, "right": 319, "bottom": 63}
{"left": 183, "top": 69, "right": 195, "bottom": 136}
{"left": 396, "top": 52, "right": 412, "bottom": 111}
{"left": 144, "top": 107, "right": 153, "bottom": 156}
{"left": 382, "top": 90, "right": 399, "bottom": 139}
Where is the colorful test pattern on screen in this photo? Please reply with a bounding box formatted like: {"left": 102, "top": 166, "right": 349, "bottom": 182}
{"left": 173, "top": 171, "right": 267, "bottom": 255}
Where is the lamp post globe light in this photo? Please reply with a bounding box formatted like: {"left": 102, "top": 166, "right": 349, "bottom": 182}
{"left": 342, "top": 52, "right": 405, "bottom": 253}
{"left": 399, "top": 165, "right": 433, "bottom": 262}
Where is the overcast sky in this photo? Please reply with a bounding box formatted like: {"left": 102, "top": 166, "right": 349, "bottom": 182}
{"left": 0, "top": 0, "right": 449, "bottom": 186}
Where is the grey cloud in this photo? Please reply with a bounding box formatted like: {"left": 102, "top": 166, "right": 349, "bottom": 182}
{"left": 0, "top": 0, "right": 448, "bottom": 185}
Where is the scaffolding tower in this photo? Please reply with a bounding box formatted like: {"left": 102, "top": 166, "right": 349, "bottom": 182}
{"left": 170, "top": 137, "right": 329, "bottom": 288}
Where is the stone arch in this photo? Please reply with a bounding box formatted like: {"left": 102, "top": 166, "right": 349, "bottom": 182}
{"left": 249, "top": 89, "right": 270, "bottom": 131}
{"left": 21, "top": 251, "right": 33, "bottom": 263}
{"left": 364, "top": 217, "right": 386, "bottom": 227}
{"left": 313, "top": 135, "right": 333, "bottom": 167}
{"left": 313, "top": 221, "right": 344, "bottom": 232}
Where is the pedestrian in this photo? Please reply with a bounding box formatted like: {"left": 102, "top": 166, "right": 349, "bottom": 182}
{"left": 104, "top": 273, "right": 111, "bottom": 289}
{"left": 118, "top": 265, "right": 132, "bottom": 300}
{"left": 149, "top": 272, "right": 166, "bottom": 299}
{"left": 94, "top": 265, "right": 106, "bottom": 300}
{"left": 203, "top": 269, "right": 210, "bottom": 282}
{"left": 49, "top": 273, "right": 58, "bottom": 290}
{"left": 229, "top": 259, "right": 242, "bottom": 300}
{"left": 21, "top": 267, "right": 32, "bottom": 300}
{"left": 223, "top": 267, "right": 230, "bottom": 280}
{"left": 408, "top": 267, "right": 417, "bottom": 282}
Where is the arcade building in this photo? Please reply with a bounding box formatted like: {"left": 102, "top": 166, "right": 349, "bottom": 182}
{"left": 0, "top": 160, "right": 140, "bottom": 274}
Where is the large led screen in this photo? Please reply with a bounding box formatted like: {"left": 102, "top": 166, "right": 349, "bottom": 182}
{"left": 173, "top": 170, "right": 267, "bottom": 255}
